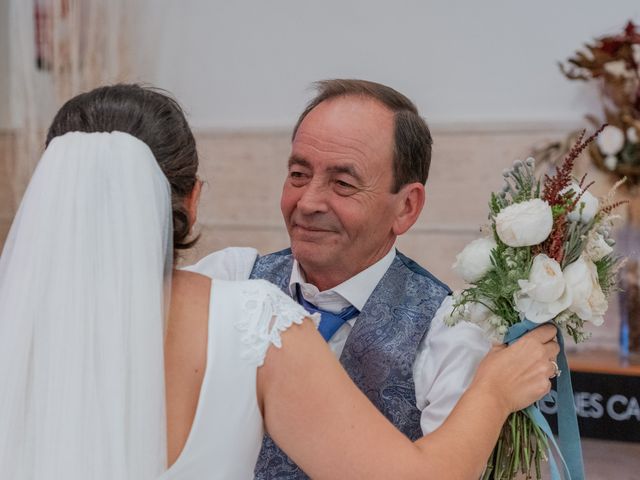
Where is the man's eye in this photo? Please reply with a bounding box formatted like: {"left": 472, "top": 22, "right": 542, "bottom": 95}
{"left": 289, "top": 171, "right": 309, "bottom": 185}
{"left": 336, "top": 180, "right": 354, "bottom": 189}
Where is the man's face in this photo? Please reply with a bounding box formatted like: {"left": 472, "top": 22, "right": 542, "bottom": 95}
{"left": 281, "top": 96, "right": 402, "bottom": 290}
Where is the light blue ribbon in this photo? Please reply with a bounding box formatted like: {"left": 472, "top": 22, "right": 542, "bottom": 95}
{"left": 503, "top": 319, "right": 585, "bottom": 480}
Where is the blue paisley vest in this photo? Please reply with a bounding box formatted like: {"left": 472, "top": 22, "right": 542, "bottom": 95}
{"left": 251, "top": 248, "right": 451, "bottom": 479}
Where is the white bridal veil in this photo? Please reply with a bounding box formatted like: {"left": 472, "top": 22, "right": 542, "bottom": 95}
{"left": 0, "top": 131, "right": 172, "bottom": 479}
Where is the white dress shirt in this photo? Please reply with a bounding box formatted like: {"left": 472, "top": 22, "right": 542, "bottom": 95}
{"left": 184, "top": 246, "right": 490, "bottom": 434}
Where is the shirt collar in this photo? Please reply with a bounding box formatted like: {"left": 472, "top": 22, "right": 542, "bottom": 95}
{"left": 288, "top": 248, "right": 396, "bottom": 311}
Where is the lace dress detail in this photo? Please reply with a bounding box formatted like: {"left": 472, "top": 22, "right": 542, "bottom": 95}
{"left": 235, "top": 279, "right": 320, "bottom": 366}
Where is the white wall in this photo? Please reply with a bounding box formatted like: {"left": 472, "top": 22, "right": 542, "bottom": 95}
{"left": 142, "top": 0, "right": 640, "bottom": 130}
{"left": 2, "top": 1, "right": 640, "bottom": 130}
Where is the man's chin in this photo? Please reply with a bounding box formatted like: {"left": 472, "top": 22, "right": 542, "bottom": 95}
{"left": 290, "top": 242, "right": 334, "bottom": 266}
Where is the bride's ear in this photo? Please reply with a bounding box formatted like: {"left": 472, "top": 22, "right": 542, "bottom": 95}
{"left": 186, "top": 178, "right": 203, "bottom": 230}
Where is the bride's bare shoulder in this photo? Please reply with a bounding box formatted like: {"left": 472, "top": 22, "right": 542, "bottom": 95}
{"left": 167, "top": 270, "right": 211, "bottom": 345}
{"left": 171, "top": 270, "right": 212, "bottom": 311}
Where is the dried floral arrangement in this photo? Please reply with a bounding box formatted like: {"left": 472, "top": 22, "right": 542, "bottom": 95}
{"left": 560, "top": 21, "right": 640, "bottom": 183}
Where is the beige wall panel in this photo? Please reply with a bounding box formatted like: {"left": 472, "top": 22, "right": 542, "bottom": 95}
{"left": 195, "top": 133, "right": 290, "bottom": 225}
{"left": 0, "top": 129, "right": 626, "bottom": 350}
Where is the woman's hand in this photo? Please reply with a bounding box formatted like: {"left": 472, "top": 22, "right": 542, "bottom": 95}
{"left": 470, "top": 323, "right": 560, "bottom": 416}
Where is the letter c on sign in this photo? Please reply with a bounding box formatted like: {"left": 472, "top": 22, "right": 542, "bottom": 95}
{"left": 607, "top": 394, "right": 629, "bottom": 421}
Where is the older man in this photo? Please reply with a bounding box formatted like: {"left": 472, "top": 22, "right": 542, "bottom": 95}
{"left": 188, "top": 79, "right": 489, "bottom": 479}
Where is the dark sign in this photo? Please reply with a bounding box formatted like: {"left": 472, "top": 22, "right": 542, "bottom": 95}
{"left": 541, "top": 371, "right": 640, "bottom": 442}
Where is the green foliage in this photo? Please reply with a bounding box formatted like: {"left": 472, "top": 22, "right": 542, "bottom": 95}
{"left": 562, "top": 219, "right": 593, "bottom": 268}
{"left": 498, "top": 160, "right": 539, "bottom": 207}
{"left": 490, "top": 192, "right": 506, "bottom": 217}
{"left": 595, "top": 254, "right": 623, "bottom": 296}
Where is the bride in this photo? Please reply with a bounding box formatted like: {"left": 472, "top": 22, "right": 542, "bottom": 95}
{"left": 0, "top": 84, "right": 559, "bottom": 479}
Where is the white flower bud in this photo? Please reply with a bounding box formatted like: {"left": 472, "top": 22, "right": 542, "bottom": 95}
{"left": 597, "top": 125, "right": 625, "bottom": 156}
{"left": 604, "top": 155, "right": 618, "bottom": 171}
{"left": 585, "top": 232, "right": 613, "bottom": 261}
{"left": 563, "top": 184, "right": 599, "bottom": 223}
{"left": 604, "top": 60, "right": 631, "bottom": 78}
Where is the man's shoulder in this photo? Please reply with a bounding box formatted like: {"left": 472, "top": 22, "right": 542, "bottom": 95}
{"left": 394, "top": 251, "right": 452, "bottom": 296}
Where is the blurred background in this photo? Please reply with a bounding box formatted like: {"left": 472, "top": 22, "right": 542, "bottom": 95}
{"left": 1, "top": 1, "right": 640, "bottom": 477}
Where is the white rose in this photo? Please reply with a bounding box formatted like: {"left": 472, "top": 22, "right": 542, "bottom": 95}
{"left": 452, "top": 237, "right": 497, "bottom": 283}
{"left": 627, "top": 126, "right": 639, "bottom": 144}
{"left": 597, "top": 125, "right": 625, "bottom": 156}
{"left": 585, "top": 232, "right": 613, "bottom": 261}
{"left": 564, "top": 256, "right": 607, "bottom": 326}
{"left": 563, "top": 184, "right": 599, "bottom": 223}
{"left": 514, "top": 254, "right": 572, "bottom": 323}
{"left": 604, "top": 155, "right": 618, "bottom": 171}
{"left": 495, "top": 199, "right": 553, "bottom": 247}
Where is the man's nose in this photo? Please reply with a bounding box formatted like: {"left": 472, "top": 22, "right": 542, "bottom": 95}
{"left": 296, "top": 181, "right": 329, "bottom": 215}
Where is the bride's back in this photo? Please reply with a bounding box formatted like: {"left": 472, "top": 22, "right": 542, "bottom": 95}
{"left": 164, "top": 270, "right": 211, "bottom": 466}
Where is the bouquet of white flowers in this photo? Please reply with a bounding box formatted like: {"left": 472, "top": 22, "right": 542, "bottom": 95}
{"left": 446, "top": 129, "right": 625, "bottom": 480}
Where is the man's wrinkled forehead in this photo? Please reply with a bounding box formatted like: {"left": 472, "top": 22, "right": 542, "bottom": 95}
{"left": 291, "top": 96, "right": 395, "bottom": 169}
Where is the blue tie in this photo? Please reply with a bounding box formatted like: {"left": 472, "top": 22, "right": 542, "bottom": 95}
{"left": 295, "top": 285, "right": 360, "bottom": 341}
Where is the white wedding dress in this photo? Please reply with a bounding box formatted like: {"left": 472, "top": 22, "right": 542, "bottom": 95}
{"left": 159, "top": 278, "right": 317, "bottom": 479}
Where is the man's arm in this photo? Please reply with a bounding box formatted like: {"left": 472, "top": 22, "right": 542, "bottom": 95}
{"left": 414, "top": 295, "right": 491, "bottom": 433}
{"left": 181, "top": 246, "right": 258, "bottom": 280}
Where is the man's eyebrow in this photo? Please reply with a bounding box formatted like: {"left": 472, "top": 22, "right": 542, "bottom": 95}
{"left": 288, "top": 156, "right": 311, "bottom": 169}
{"left": 287, "top": 157, "right": 364, "bottom": 183}
{"left": 327, "top": 165, "right": 363, "bottom": 183}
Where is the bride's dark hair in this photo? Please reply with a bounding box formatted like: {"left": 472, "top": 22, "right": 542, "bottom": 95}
{"left": 46, "top": 83, "right": 199, "bottom": 251}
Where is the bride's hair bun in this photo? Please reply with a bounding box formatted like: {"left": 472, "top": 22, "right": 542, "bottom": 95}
{"left": 46, "top": 83, "right": 200, "bottom": 253}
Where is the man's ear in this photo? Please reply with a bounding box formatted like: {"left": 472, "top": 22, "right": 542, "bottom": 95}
{"left": 186, "top": 179, "right": 203, "bottom": 230}
{"left": 392, "top": 183, "right": 425, "bottom": 236}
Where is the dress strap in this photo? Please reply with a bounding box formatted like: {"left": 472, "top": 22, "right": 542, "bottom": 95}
{"left": 234, "top": 280, "right": 320, "bottom": 366}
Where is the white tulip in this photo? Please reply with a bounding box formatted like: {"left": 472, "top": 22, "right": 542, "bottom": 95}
{"left": 452, "top": 237, "right": 497, "bottom": 283}
{"left": 564, "top": 257, "right": 607, "bottom": 326}
{"left": 514, "top": 254, "right": 572, "bottom": 323}
{"left": 627, "top": 126, "right": 639, "bottom": 144}
{"left": 604, "top": 155, "right": 618, "bottom": 171}
{"left": 597, "top": 125, "right": 625, "bottom": 156}
{"left": 495, "top": 199, "right": 553, "bottom": 247}
{"left": 563, "top": 184, "right": 599, "bottom": 223}
{"left": 585, "top": 232, "right": 613, "bottom": 261}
